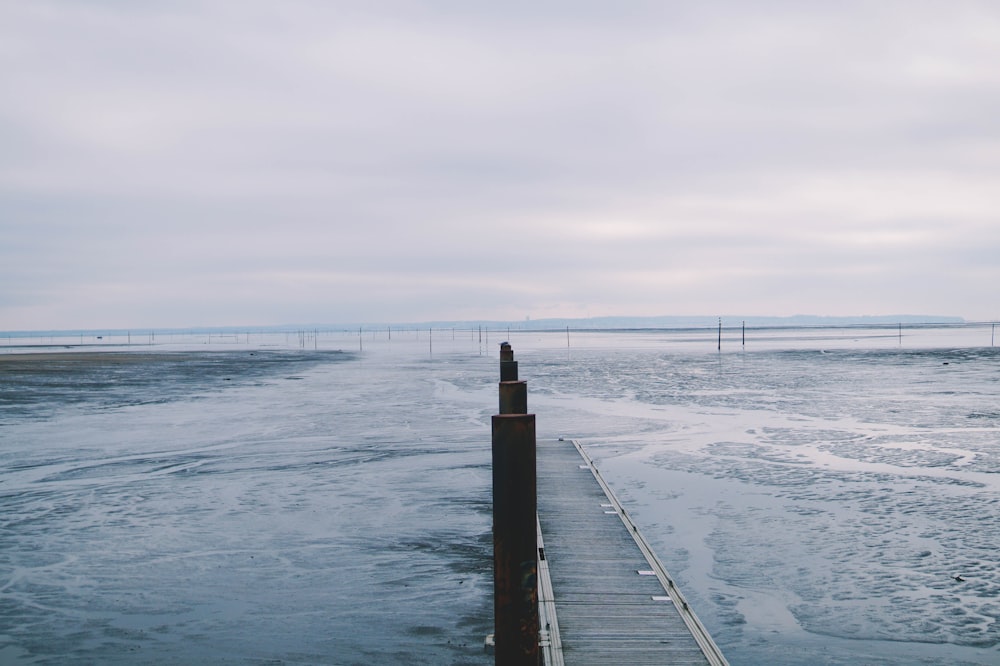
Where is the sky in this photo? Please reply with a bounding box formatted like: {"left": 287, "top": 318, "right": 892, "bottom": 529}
{"left": 2, "top": 1, "right": 999, "bottom": 330}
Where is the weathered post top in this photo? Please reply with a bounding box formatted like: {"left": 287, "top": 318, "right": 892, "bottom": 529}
{"left": 500, "top": 342, "right": 518, "bottom": 382}
{"left": 498, "top": 343, "right": 526, "bottom": 414}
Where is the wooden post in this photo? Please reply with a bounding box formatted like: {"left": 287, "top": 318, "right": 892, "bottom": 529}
{"left": 500, "top": 342, "right": 518, "bottom": 381}
{"left": 499, "top": 381, "right": 528, "bottom": 415}
{"left": 717, "top": 318, "right": 722, "bottom": 351}
{"left": 492, "top": 414, "right": 538, "bottom": 665}
{"left": 492, "top": 344, "right": 538, "bottom": 665}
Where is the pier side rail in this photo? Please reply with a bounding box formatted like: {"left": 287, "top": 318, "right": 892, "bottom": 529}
{"left": 571, "top": 439, "right": 729, "bottom": 666}
{"left": 536, "top": 517, "right": 564, "bottom": 666}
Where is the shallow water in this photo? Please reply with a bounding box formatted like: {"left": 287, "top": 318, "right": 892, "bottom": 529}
{"left": 1, "top": 343, "right": 497, "bottom": 665}
{"left": 515, "top": 330, "right": 1000, "bottom": 665}
{"left": 1, "top": 326, "right": 999, "bottom": 664}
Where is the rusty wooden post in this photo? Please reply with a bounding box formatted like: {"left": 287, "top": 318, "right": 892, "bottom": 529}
{"left": 500, "top": 342, "right": 517, "bottom": 381}
{"left": 492, "top": 343, "right": 538, "bottom": 665}
{"left": 499, "top": 380, "right": 528, "bottom": 415}
{"left": 492, "top": 414, "right": 538, "bottom": 665}
{"left": 499, "top": 342, "right": 527, "bottom": 415}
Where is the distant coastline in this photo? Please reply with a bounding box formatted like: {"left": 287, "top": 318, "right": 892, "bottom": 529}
{"left": 0, "top": 314, "right": 973, "bottom": 338}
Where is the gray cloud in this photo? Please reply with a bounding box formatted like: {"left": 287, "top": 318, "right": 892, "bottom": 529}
{"left": 2, "top": 1, "right": 999, "bottom": 328}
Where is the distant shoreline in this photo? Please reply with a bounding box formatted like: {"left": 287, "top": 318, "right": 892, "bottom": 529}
{"left": 0, "top": 314, "right": 976, "bottom": 338}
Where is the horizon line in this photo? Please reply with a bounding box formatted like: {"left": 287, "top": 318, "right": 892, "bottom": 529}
{"left": 2, "top": 313, "right": 988, "bottom": 337}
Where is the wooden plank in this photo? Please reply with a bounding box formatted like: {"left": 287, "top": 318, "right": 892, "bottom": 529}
{"left": 536, "top": 439, "right": 728, "bottom": 666}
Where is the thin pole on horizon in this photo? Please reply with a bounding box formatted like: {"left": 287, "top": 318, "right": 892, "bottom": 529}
{"left": 993, "top": 323, "right": 995, "bottom": 346}
{"left": 429, "top": 328, "right": 432, "bottom": 356}
{"left": 388, "top": 325, "right": 391, "bottom": 341}
{"left": 566, "top": 325, "right": 570, "bottom": 348}
{"left": 899, "top": 322, "right": 902, "bottom": 345}
{"left": 718, "top": 318, "right": 722, "bottom": 351}
{"left": 742, "top": 321, "right": 746, "bottom": 348}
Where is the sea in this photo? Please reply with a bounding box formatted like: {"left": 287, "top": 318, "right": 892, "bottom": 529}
{"left": 1, "top": 324, "right": 998, "bottom": 665}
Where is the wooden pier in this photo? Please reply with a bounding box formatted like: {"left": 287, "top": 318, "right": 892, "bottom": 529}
{"left": 489, "top": 342, "right": 726, "bottom": 664}
{"left": 535, "top": 438, "right": 728, "bottom": 666}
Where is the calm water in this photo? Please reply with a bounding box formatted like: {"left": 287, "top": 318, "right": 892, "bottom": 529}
{"left": 1, "top": 325, "right": 998, "bottom": 664}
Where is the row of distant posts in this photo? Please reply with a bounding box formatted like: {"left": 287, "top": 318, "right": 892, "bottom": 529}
{"left": 492, "top": 342, "right": 539, "bottom": 664}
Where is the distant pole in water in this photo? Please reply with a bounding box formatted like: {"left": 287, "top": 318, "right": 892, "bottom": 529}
{"left": 742, "top": 321, "right": 745, "bottom": 348}
{"left": 718, "top": 318, "right": 722, "bottom": 351}
{"left": 388, "top": 325, "right": 391, "bottom": 341}
{"left": 566, "top": 325, "right": 570, "bottom": 348}
{"left": 429, "top": 328, "right": 432, "bottom": 355}
{"left": 899, "top": 322, "right": 902, "bottom": 345}
{"left": 992, "top": 322, "right": 995, "bottom": 346}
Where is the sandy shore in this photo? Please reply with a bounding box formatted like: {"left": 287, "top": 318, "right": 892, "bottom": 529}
{"left": 0, "top": 350, "right": 202, "bottom": 364}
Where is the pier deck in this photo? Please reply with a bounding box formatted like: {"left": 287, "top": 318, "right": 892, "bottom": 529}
{"left": 536, "top": 438, "right": 727, "bottom": 666}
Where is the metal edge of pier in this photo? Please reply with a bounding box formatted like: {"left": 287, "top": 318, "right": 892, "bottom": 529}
{"left": 537, "top": 516, "right": 564, "bottom": 666}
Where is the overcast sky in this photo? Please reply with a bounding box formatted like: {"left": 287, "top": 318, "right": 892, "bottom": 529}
{"left": 2, "top": 1, "right": 999, "bottom": 330}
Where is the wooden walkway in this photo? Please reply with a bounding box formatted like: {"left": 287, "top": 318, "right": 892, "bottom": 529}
{"left": 536, "top": 438, "right": 728, "bottom": 666}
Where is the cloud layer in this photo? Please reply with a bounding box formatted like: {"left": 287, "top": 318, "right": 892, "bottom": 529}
{"left": 3, "top": 1, "right": 999, "bottom": 328}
